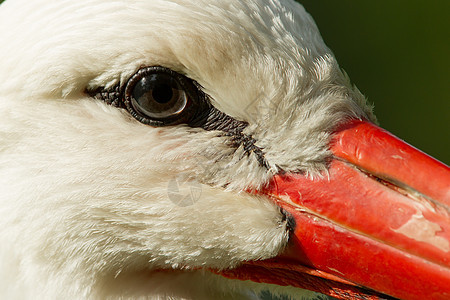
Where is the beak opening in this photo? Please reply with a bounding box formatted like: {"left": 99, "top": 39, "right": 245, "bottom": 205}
{"left": 220, "top": 120, "right": 450, "bottom": 300}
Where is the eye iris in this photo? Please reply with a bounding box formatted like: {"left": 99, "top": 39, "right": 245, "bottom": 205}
{"left": 131, "top": 73, "right": 188, "bottom": 119}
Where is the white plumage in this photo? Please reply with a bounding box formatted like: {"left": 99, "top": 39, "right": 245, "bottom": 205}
{"left": 0, "top": 0, "right": 379, "bottom": 299}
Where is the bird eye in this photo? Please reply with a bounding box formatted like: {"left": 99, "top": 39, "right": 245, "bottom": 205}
{"left": 124, "top": 67, "right": 196, "bottom": 125}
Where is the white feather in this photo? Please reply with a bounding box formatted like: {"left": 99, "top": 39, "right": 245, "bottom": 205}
{"left": 0, "top": 0, "right": 375, "bottom": 299}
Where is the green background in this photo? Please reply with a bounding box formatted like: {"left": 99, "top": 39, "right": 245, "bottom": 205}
{"left": 0, "top": 0, "right": 448, "bottom": 163}
{"left": 300, "top": 1, "right": 449, "bottom": 164}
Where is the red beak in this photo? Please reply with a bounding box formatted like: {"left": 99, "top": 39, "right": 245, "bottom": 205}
{"left": 220, "top": 120, "right": 450, "bottom": 300}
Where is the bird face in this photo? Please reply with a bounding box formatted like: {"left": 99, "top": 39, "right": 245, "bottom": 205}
{"left": 0, "top": 0, "right": 448, "bottom": 299}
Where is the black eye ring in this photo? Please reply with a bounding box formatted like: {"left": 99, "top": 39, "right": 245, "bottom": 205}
{"left": 87, "top": 66, "right": 267, "bottom": 168}
{"left": 124, "top": 66, "right": 204, "bottom": 126}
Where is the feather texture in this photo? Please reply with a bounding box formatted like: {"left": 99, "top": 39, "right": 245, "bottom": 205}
{"left": 0, "top": 0, "right": 374, "bottom": 298}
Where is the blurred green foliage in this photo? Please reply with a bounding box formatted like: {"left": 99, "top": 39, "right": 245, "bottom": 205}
{"left": 300, "top": 1, "right": 449, "bottom": 164}
{"left": 0, "top": 0, "right": 448, "bottom": 163}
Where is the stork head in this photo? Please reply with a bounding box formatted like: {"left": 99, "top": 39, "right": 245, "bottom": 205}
{"left": 0, "top": 0, "right": 448, "bottom": 299}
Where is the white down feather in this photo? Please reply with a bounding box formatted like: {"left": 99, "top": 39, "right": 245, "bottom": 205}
{"left": 0, "top": 0, "right": 375, "bottom": 299}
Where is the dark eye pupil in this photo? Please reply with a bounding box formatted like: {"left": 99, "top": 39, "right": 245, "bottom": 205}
{"left": 152, "top": 83, "right": 173, "bottom": 104}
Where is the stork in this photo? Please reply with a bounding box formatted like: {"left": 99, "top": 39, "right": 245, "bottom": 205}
{"left": 0, "top": 0, "right": 449, "bottom": 299}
